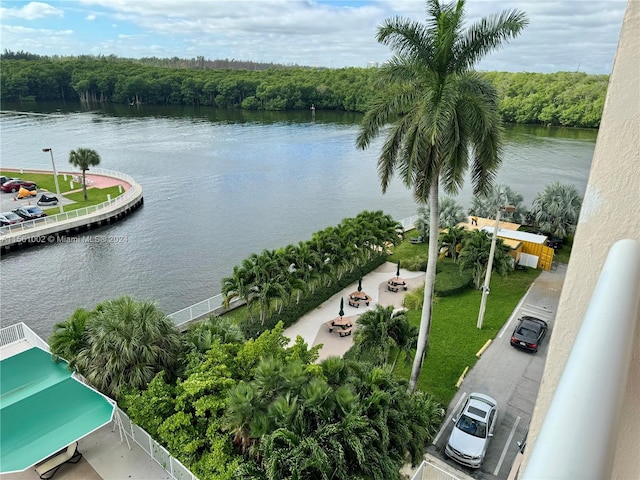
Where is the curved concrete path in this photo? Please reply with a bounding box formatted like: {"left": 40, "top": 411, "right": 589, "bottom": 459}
{"left": 283, "top": 261, "right": 424, "bottom": 361}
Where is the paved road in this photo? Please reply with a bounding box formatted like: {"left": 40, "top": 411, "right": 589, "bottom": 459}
{"left": 428, "top": 263, "right": 567, "bottom": 479}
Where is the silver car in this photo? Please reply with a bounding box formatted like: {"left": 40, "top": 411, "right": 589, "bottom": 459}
{"left": 445, "top": 392, "right": 497, "bottom": 468}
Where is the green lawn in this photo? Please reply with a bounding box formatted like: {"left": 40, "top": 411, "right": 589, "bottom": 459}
{"left": 390, "top": 237, "right": 541, "bottom": 406}
{"left": 1, "top": 170, "right": 77, "bottom": 194}
{"left": 1, "top": 170, "right": 124, "bottom": 214}
{"left": 41, "top": 186, "right": 123, "bottom": 214}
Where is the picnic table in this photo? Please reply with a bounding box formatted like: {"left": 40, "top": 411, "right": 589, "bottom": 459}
{"left": 349, "top": 291, "right": 370, "bottom": 306}
{"left": 387, "top": 277, "right": 408, "bottom": 291}
{"left": 326, "top": 317, "right": 353, "bottom": 333}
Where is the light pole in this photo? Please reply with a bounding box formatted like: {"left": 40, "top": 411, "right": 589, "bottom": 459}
{"left": 477, "top": 204, "right": 516, "bottom": 329}
{"left": 42, "top": 148, "right": 64, "bottom": 215}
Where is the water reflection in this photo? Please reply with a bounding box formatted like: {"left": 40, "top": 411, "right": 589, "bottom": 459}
{"left": 0, "top": 106, "right": 596, "bottom": 337}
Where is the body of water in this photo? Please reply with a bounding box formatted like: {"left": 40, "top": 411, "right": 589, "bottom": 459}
{"left": 0, "top": 104, "right": 597, "bottom": 338}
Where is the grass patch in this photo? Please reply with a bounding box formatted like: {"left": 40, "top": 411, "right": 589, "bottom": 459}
{"left": 394, "top": 267, "right": 539, "bottom": 405}
{"left": 1, "top": 170, "right": 77, "bottom": 194}
{"left": 42, "top": 186, "right": 123, "bottom": 214}
{"left": 551, "top": 238, "right": 573, "bottom": 263}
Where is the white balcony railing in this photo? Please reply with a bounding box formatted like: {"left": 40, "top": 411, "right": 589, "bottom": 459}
{"left": 522, "top": 239, "right": 640, "bottom": 479}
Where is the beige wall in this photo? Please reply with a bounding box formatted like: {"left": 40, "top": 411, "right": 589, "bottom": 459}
{"left": 525, "top": 0, "right": 640, "bottom": 477}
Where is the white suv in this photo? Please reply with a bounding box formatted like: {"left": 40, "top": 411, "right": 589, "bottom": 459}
{"left": 445, "top": 392, "right": 497, "bottom": 468}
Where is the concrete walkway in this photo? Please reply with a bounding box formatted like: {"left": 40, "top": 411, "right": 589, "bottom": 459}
{"left": 283, "top": 261, "right": 424, "bottom": 361}
{"left": 1, "top": 424, "right": 170, "bottom": 480}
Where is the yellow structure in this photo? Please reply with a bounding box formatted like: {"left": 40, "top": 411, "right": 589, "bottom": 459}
{"left": 459, "top": 217, "right": 555, "bottom": 270}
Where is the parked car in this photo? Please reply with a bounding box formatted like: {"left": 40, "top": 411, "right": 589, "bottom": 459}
{"left": 1, "top": 179, "right": 37, "bottom": 193}
{"left": 0, "top": 211, "right": 25, "bottom": 224}
{"left": 546, "top": 236, "right": 564, "bottom": 249}
{"left": 0, "top": 176, "right": 15, "bottom": 185}
{"left": 445, "top": 392, "right": 498, "bottom": 469}
{"left": 13, "top": 205, "right": 47, "bottom": 220}
{"left": 510, "top": 316, "right": 548, "bottom": 352}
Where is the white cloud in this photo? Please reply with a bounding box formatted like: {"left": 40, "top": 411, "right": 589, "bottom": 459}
{"left": 86, "top": 14, "right": 96, "bottom": 20}
{"left": 2, "top": 0, "right": 627, "bottom": 73}
{"left": 0, "top": 1, "right": 63, "bottom": 20}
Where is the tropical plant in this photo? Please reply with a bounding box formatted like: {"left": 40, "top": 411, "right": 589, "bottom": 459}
{"left": 469, "top": 182, "right": 527, "bottom": 224}
{"left": 458, "top": 230, "right": 513, "bottom": 289}
{"left": 68, "top": 147, "right": 101, "bottom": 200}
{"left": 74, "top": 296, "right": 183, "bottom": 399}
{"left": 49, "top": 308, "right": 91, "bottom": 366}
{"left": 415, "top": 196, "right": 467, "bottom": 238}
{"left": 530, "top": 181, "right": 582, "bottom": 238}
{"left": 350, "top": 305, "right": 417, "bottom": 369}
{"left": 183, "top": 315, "right": 245, "bottom": 355}
{"left": 226, "top": 356, "right": 443, "bottom": 480}
{"left": 356, "top": 0, "right": 528, "bottom": 392}
{"left": 438, "top": 225, "right": 467, "bottom": 262}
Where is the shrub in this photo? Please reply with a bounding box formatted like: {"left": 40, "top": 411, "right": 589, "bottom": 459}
{"left": 434, "top": 269, "right": 473, "bottom": 297}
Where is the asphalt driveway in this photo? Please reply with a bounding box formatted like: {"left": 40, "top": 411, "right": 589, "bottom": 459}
{"left": 428, "top": 262, "right": 567, "bottom": 479}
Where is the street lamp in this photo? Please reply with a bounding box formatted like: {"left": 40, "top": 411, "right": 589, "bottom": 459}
{"left": 42, "top": 148, "right": 64, "bottom": 215}
{"left": 477, "top": 204, "right": 516, "bottom": 329}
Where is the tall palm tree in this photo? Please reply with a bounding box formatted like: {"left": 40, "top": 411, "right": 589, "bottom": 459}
{"left": 357, "top": 0, "right": 527, "bottom": 393}
{"left": 68, "top": 147, "right": 101, "bottom": 200}
{"left": 530, "top": 181, "right": 582, "bottom": 238}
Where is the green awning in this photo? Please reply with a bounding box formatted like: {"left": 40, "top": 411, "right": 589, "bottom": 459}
{"left": 0, "top": 347, "right": 115, "bottom": 473}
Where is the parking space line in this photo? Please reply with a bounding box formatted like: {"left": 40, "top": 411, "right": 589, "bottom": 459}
{"left": 498, "top": 283, "right": 535, "bottom": 339}
{"left": 433, "top": 392, "right": 467, "bottom": 445}
{"left": 521, "top": 304, "right": 552, "bottom": 314}
{"left": 493, "top": 415, "right": 520, "bottom": 476}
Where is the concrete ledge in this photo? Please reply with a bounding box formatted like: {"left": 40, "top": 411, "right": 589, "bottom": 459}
{"left": 1, "top": 171, "right": 143, "bottom": 253}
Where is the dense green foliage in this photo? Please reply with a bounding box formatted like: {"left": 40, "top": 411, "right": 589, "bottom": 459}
{"left": 49, "top": 296, "right": 184, "bottom": 399}
{"left": 469, "top": 183, "right": 528, "bottom": 224}
{"left": 530, "top": 182, "right": 583, "bottom": 239}
{"left": 458, "top": 230, "right": 513, "bottom": 289}
{"left": 484, "top": 71, "right": 608, "bottom": 128}
{"left": 346, "top": 305, "right": 418, "bottom": 369}
{"left": 221, "top": 210, "right": 401, "bottom": 338}
{"left": 120, "top": 322, "right": 443, "bottom": 480}
{"left": 0, "top": 55, "right": 606, "bottom": 127}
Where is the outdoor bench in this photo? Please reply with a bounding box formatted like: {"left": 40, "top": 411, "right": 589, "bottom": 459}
{"left": 348, "top": 299, "right": 361, "bottom": 308}
{"left": 339, "top": 327, "right": 353, "bottom": 337}
{"left": 387, "top": 285, "right": 399, "bottom": 293}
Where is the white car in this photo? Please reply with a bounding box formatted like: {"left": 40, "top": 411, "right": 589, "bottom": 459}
{"left": 445, "top": 392, "right": 497, "bottom": 468}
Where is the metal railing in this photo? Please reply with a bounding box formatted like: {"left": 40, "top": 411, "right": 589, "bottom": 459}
{"left": 0, "top": 322, "right": 50, "bottom": 352}
{"left": 167, "top": 213, "right": 419, "bottom": 326}
{"left": 1, "top": 168, "right": 140, "bottom": 235}
{"left": 522, "top": 239, "right": 640, "bottom": 479}
{"left": 410, "top": 458, "right": 464, "bottom": 480}
{"left": 400, "top": 214, "right": 419, "bottom": 231}
{"left": 116, "top": 407, "right": 198, "bottom": 480}
{"left": 168, "top": 294, "right": 224, "bottom": 325}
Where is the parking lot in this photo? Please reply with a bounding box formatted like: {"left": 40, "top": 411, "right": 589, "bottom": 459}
{"left": 428, "top": 263, "right": 567, "bottom": 479}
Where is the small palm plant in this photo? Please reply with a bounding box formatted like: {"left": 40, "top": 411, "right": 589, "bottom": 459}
{"left": 68, "top": 147, "right": 101, "bottom": 200}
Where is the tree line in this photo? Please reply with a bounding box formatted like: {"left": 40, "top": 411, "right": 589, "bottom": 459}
{"left": 1, "top": 53, "right": 607, "bottom": 128}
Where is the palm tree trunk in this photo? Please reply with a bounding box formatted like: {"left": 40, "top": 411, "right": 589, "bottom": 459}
{"left": 408, "top": 176, "right": 439, "bottom": 393}
{"left": 81, "top": 169, "right": 88, "bottom": 200}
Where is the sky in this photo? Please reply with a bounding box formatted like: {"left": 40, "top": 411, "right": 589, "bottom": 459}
{"left": 0, "top": 0, "right": 627, "bottom": 74}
